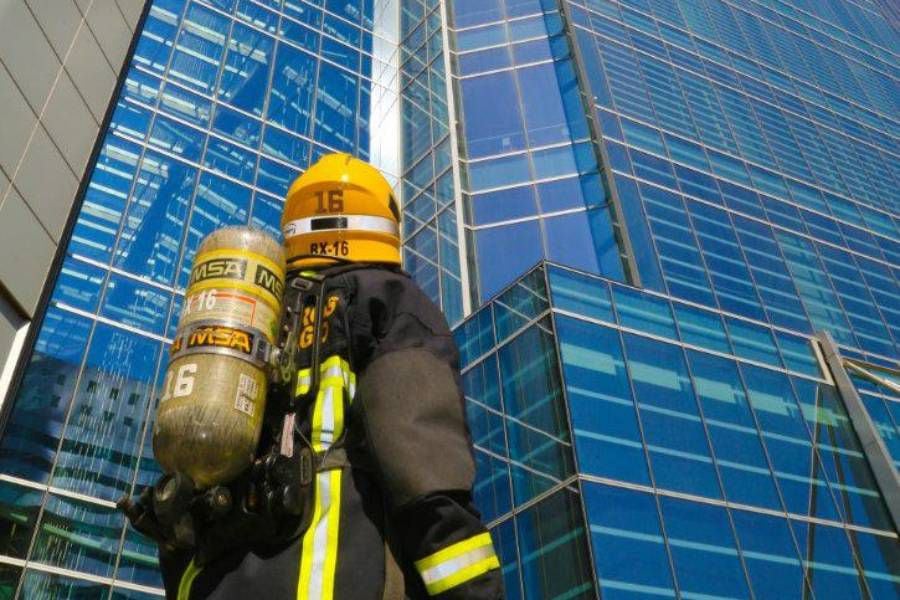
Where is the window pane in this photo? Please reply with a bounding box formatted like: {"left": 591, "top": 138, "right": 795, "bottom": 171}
{"left": 517, "top": 489, "right": 595, "bottom": 599}
{"left": 0, "top": 308, "right": 93, "bottom": 483}
{"left": 472, "top": 450, "right": 512, "bottom": 523}
{"left": 50, "top": 325, "right": 160, "bottom": 501}
{"left": 267, "top": 42, "right": 317, "bottom": 137}
{"left": 114, "top": 151, "right": 196, "bottom": 286}
{"left": 30, "top": 493, "right": 123, "bottom": 577}
{"left": 558, "top": 316, "right": 649, "bottom": 485}
{"left": 731, "top": 510, "right": 810, "bottom": 599}
{"left": 792, "top": 377, "right": 893, "bottom": 531}
{"left": 548, "top": 265, "right": 613, "bottom": 323}
{"left": 0, "top": 481, "right": 42, "bottom": 558}
{"left": 475, "top": 220, "right": 543, "bottom": 302}
{"left": 218, "top": 22, "right": 275, "bottom": 115}
{"left": 742, "top": 365, "right": 841, "bottom": 521}
{"left": 314, "top": 63, "right": 358, "bottom": 151}
{"left": 687, "top": 350, "right": 781, "bottom": 510}
{"left": 791, "top": 520, "right": 866, "bottom": 599}
{"left": 673, "top": 302, "right": 730, "bottom": 353}
{"left": 623, "top": 334, "right": 720, "bottom": 498}
{"left": 19, "top": 570, "right": 106, "bottom": 598}
{"left": 461, "top": 71, "right": 526, "bottom": 157}
{"left": 613, "top": 286, "right": 676, "bottom": 339}
{"left": 584, "top": 483, "right": 675, "bottom": 598}
{"left": 660, "top": 498, "right": 750, "bottom": 599}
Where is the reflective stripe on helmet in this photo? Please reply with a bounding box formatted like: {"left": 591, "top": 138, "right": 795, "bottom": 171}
{"left": 283, "top": 215, "right": 399, "bottom": 238}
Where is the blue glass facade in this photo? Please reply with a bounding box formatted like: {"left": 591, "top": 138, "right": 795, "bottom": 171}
{"left": 456, "top": 263, "right": 899, "bottom": 599}
{"left": 447, "top": 0, "right": 899, "bottom": 598}
{"left": 0, "top": 0, "right": 897, "bottom": 598}
{"left": 0, "top": 0, "right": 415, "bottom": 596}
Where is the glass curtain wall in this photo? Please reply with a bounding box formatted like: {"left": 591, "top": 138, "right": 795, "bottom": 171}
{"left": 457, "top": 263, "right": 900, "bottom": 599}
{"left": 0, "top": 0, "right": 401, "bottom": 596}
{"left": 448, "top": 1, "right": 899, "bottom": 596}
{"left": 400, "top": 0, "right": 467, "bottom": 325}
{"left": 569, "top": 0, "right": 899, "bottom": 361}
{"left": 448, "top": 0, "right": 627, "bottom": 302}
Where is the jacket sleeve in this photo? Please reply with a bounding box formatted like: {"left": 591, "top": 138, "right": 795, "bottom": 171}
{"left": 350, "top": 269, "right": 504, "bottom": 599}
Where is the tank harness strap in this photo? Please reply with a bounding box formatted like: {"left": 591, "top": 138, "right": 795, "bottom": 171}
{"left": 177, "top": 559, "right": 201, "bottom": 600}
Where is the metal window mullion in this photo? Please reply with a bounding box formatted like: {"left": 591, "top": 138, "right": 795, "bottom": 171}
{"left": 439, "top": 0, "right": 472, "bottom": 316}
{"left": 815, "top": 333, "right": 900, "bottom": 532}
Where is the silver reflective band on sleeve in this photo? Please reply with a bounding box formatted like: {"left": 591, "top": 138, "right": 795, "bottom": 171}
{"left": 283, "top": 215, "right": 399, "bottom": 237}
{"left": 414, "top": 532, "right": 500, "bottom": 596}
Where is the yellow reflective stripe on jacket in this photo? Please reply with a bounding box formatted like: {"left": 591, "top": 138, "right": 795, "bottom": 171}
{"left": 297, "top": 468, "right": 343, "bottom": 600}
{"left": 414, "top": 532, "right": 500, "bottom": 596}
{"left": 177, "top": 559, "right": 201, "bottom": 600}
{"left": 296, "top": 355, "right": 356, "bottom": 452}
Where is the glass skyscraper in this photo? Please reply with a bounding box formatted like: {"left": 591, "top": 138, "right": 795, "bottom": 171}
{"left": 449, "top": 0, "right": 899, "bottom": 598}
{"left": 0, "top": 0, "right": 897, "bottom": 598}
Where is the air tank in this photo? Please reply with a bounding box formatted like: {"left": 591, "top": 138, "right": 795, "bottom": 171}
{"left": 153, "top": 227, "right": 286, "bottom": 489}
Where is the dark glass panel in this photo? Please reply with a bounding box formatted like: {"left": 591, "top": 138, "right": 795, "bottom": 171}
{"left": 19, "top": 569, "right": 106, "bottom": 599}
{"left": 0, "top": 564, "right": 19, "bottom": 598}
{"left": 516, "top": 489, "right": 595, "bottom": 599}
{"left": 491, "top": 519, "right": 522, "bottom": 600}
{"left": 742, "top": 365, "right": 842, "bottom": 521}
{"left": 112, "top": 150, "right": 196, "bottom": 286}
{"left": 267, "top": 42, "right": 318, "bottom": 137}
{"left": 687, "top": 350, "right": 781, "bottom": 510}
{"left": 0, "top": 481, "right": 43, "bottom": 558}
{"left": 498, "top": 322, "right": 567, "bottom": 439}
{"left": 472, "top": 450, "right": 512, "bottom": 524}
{"left": 791, "top": 520, "right": 866, "bottom": 600}
{"left": 659, "top": 497, "right": 750, "bottom": 599}
{"left": 50, "top": 325, "right": 160, "bottom": 501}
{"left": 584, "top": 483, "right": 675, "bottom": 598}
{"left": 547, "top": 265, "right": 613, "bottom": 323}
{"left": 115, "top": 526, "right": 163, "bottom": 589}
{"left": 730, "top": 510, "right": 810, "bottom": 599}
{"left": 623, "top": 334, "right": 721, "bottom": 498}
{"left": 462, "top": 355, "right": 502, "bottom": 412}
{"left": 557, "top": 316, "right": 649, "bottom": 485}
{"left": 0, "top": 308, "right": 92, "bottom": 483}
{"left": 30, "top": 494, "right": 123, "bottom": 577}
{"left": 467, "top": 401, "right": 506, "bottom": 457}
{"left": 493, "top": 267, "right": 548, "bottom": 343}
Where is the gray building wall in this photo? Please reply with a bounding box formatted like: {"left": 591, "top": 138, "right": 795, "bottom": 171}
{"left": 0, "top": 0, "right": 146, "bottom": 404}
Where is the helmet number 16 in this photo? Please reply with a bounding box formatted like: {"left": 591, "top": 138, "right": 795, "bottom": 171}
{"left": 315, "top": 190, "right": 344, "bottom": 214}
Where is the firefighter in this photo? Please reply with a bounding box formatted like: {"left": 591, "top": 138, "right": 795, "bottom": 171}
{"left": 124, "top": 153, "right": 503, "bottom": 600}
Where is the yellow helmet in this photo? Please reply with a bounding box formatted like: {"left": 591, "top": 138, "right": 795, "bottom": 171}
{"left": 281, "top": 153, "right": 400, "bottom": 269}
